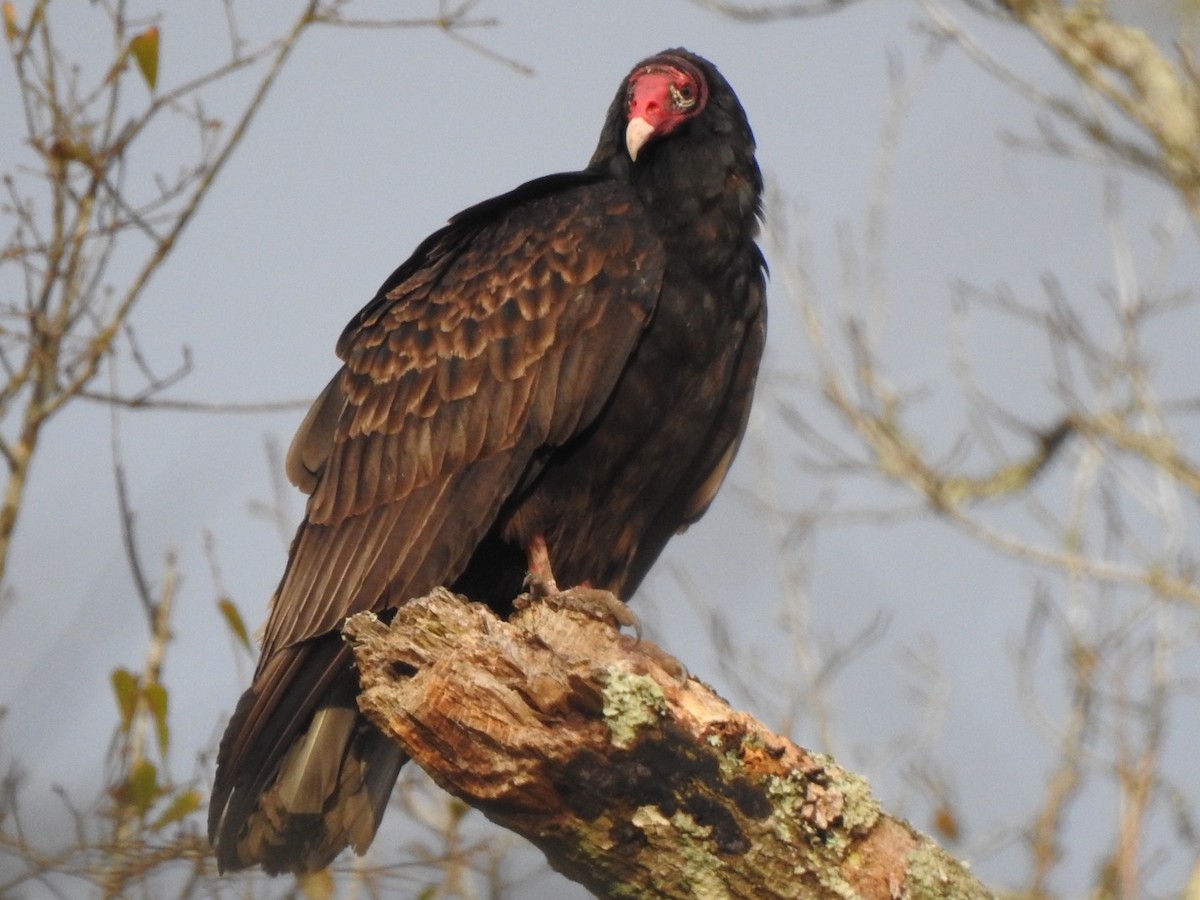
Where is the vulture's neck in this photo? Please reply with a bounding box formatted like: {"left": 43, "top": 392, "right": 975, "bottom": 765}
{"left": 629, "top": 130, "right": 762, "bottom": 277}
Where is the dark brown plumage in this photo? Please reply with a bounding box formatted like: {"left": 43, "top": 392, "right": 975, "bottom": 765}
{"left": 209, "top": 48, "right": 766, "bottom": 874}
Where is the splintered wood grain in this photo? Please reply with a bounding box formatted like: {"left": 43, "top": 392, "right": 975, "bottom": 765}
{"left": 345, "top": 589, "right": 994, "bottom": 900}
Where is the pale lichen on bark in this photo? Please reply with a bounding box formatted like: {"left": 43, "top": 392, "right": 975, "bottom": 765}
{"left": 601, "top": 665, "right": 669, "bottom": 749}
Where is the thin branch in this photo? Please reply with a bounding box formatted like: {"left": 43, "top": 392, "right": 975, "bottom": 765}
{"left": 78, "top": 391, "right": 312, "bottom": 413}
{"left": 691, "top": 0, "right": 866, "bottom": 23}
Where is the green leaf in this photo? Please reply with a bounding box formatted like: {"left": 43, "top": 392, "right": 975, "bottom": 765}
{"left": 298, "top": 870, "right": 335, "bottom": 900}
{"left": 144, "top": 681, "right": 169, "bottom": 754}
{"left": 129, "top": 26, "right": 159, "bottom": 91}
{"left": 218, "top": 597, "right": 252, "bottom": 652}
{"left": 127, "top": 759, "right": 160, "bottom": 815}
{"left": 110, "top": 668, "right": 139, "bottom": 734}
{"left": 2, "top": 3, "right": 18, "bottom": 43}
{"left": 151, "top": 789, "right": 201, "bottom": 830}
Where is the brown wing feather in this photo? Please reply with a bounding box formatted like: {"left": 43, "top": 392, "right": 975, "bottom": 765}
{"left": 261, "top": 181, "right": 664, "bottom": 660}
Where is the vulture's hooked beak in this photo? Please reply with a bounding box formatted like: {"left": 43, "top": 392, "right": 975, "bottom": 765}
{"left": 626, "top": 116, "right": 655, "bottom": 161}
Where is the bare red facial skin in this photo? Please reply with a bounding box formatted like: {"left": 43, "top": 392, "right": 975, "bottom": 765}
{"left": 624, "top": 60, "right": 707, "bottom": 161}
{"left": 627, "top": 64, "right": 704, "bottom": 132}
{"left": 628, "top": 69, "right": 682, "bottom": 130}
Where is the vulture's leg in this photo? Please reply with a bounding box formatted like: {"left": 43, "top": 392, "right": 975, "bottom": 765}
{"left": 525, "top": 533, "right": 559, "bottom": 595}
{"left": 519, "top": 534, "right": 641, "bottom": 636}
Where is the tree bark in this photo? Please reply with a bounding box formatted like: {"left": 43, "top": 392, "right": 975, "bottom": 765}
{"left": 345, "top": 589, "right": 994, "bottom": 899}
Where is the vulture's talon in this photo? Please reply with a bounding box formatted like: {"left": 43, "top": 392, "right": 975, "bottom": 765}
{"left": 518, "top": 585, "right": 640, "bottom": 638}
{"left": 522, "top": 570, "right": 560, "bottom": 598}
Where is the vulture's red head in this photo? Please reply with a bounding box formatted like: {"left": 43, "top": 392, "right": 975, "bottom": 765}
{"left": 623, "top": 54, "right": 709, "bottom": 160}
{"left": 590, "top": 50, "right": 758, "bottom": 208}
{"left": 590, "top": 48, "right": 761, "bottom": 248}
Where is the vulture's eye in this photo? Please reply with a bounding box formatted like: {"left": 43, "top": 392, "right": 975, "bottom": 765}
{"left": 670, "top": 82, "right": 697, "bottom": 109}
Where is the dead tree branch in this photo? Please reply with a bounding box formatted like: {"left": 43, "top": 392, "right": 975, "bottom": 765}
{"left": 346, "top": 589, "right": 994, "bottom": 900}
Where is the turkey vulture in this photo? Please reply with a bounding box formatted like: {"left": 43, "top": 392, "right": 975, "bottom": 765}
{"left": 210, "top": 48, "right": 766, "bottom": 874}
